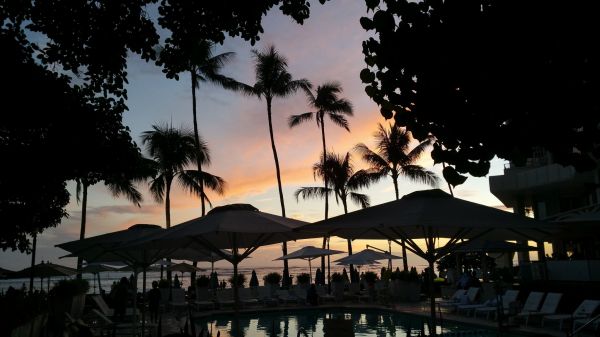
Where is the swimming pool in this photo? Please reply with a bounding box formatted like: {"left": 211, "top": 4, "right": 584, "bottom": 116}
{"left": 194, "top": 308, "right": 512, "bottom": 337}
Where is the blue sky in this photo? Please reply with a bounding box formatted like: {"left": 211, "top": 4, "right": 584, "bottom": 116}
{"left": 0, "top": 0, "right": 508, "bottom": 272}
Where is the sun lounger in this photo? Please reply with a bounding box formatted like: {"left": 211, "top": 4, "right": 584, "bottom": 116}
{"left": 169, "top": 288, "right": 188, "bottom": 312}
{"left": 436, "top": 289, "right": 467, "bottom": 305}
{"left": 257, "top": 286, "right": 278, "bottom": 306}
{"left": 194, "top": 287, "right": 215, "bottom": 310}
{"left": 516, "top": 292, "right": 562, "bottom": 327}
{"left": 473, "top": 289, "right": 519, "bottom": 319}
{"left": 239, "top": 288, "right": 260, "bottom": 307}
{"left": 276, "top": 289, "right": 298, "bottom": 304}
{"left": 88, "top": 308, "right": 157, "bottom": 337}
{"left": 216, "top": 289, "right": 235, "bottom": 307}
{"left": 90, "top": 294, "right": 138, "bottom": 318}
{"left": 542, "top": 299, "right": 600, "bottom": 330}
{"left": 316, "top": 285, "right": 335, "bottom": 303}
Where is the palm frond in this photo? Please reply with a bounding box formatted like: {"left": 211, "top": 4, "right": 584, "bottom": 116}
{"left": 327, "top": 113, "right": 350, "bottom": 131}
{"left": 354, "top": 143, "right": 389, "bottom": 171}
{"left": 75, "top": 179, "right": 83, "bottom": 204}
{"left": 347, "top": 169, "right": 384, "bottom": 190}
{"left": 149, "top": 175, "right": 167, "bottom": 203}
{"left": 405, "top": 135, "right": 435, "bottom": 164}
{"left": 288, "top": 112, "right": 315, "bottom": 128}
{"left": 401, "top": 165, "right": 440, "bottom": 187}
{"left": 349, "top": 192, "right": 370, "bottom": 209}
{"left": 106, "top": 180, "right": 143, "bottom": 206}
{"left": 294, "top": 186, "right": 332, "bottom": 202}
{"left": 181, "top": 170, "right": 227, "bottom": 195}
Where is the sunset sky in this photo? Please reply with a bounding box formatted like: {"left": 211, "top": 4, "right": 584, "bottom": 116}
{"left": 0, "top": 0, "right": 509, "bottom": 272}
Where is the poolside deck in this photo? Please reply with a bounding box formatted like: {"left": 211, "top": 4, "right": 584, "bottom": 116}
{"left": 156, "top": 301, "right": 577, "bottom": 337}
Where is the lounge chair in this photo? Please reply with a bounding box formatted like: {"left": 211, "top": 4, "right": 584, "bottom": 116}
{"left": 516, "top": 292, "right": 562, "bottom": 327}
{"left": 276, "top": 289, "right": 298, "bottom": 304}
{"left": 473, "top": 289, "right": 520, "bottom": 319}
{"left": 316, "top": 285, "right": 335, "bottom": 303}
{"left": 542, "top": 299, "right": 600, "bottom": 330}
{"left": 450, "top": 287, "right": 482, "bottom": 314}
{"left": 193, "top": 287, "right": 215, "bottom": 310}
{"left": 88, "top": 308, "right": 157, "bottom": 337}
{"left": 436, "top": 289, "right": 466, "bottom": 305}
{"left": 216, "top": 289, "right": 235, "bottom": 307}
{"left": 257, "top": 286, "right": 278, "bottom": 306}
{"left": 90, "top": 294, "right": 138, "bottom": 318}
{"left": 169, "top": 288, "right": 188, "bottom": 312}
{"left": 239, "top": 288, "right": 260, "bottom": 307}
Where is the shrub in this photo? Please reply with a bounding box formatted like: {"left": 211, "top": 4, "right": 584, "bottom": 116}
{"left": 196, "top": 275, "right": 210, "bottom": 287}
{"left": 263, "top": 272, "right": 282, "bottom": 285}
{"left": 228, "top": 274, "right": 246, "bottom": 288}
{"left": 296, "top": 273, "right": 310, "bottom": 284}
{"left": 364, "top": 271, "right": 378, "bottom": 284}
{"left": 331, "top": 272, "right": 344, "bottom": 283}
{"left": 158, "top": 279, "right": 170, "bottom": 288}
{"left": 391, "top": 267, "right": 421, "bottom": 282}
{"left": 52, "top": 279, "right": 89, "bottom": 298}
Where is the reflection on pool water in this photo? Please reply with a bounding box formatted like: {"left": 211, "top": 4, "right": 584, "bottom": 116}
{"left": 194, "top": 308, "right": 504, "bottom": 337}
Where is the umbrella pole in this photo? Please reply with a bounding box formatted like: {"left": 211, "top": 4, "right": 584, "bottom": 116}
{"left": 141, "top": 268, "right": 147, "bottom": 337}
{"left": 132, "top": 269, "right": 138, "bottom": 337}
{"left": 47, "top": 277, "right": 50, "bottom": 292}
{"left": 308, "top": 259, "right": 312, "bottom": 284}
{"left": 327, "top": 238, "right": 331, "bottom": 294}
{"left": 428, "top": 259, "right": 437, "bottom": 336}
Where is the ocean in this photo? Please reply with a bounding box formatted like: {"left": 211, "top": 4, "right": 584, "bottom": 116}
{"left": 0, "top": 264, "right": 406, "bottom": 294}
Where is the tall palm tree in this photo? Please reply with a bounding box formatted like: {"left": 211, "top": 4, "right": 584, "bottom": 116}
{"left": 355, "top": 122, "right": 439, "bottom": 270}
{"left": 295, "top": 151, "right": 381, "bottom": 282}
{"left": 242, "top": 45, "right": 311, "bottom": 286}
{"left": 289, "top": 81, "right": 353, "bottom": 279}
{"left": 289, "top": 82, "right": 353, "bottom": 219}
{"left": 159, "top": 40, "right": 241, "bottom": 216}
{"left": 142, "top": 124, "right": 225, "bottom": 229}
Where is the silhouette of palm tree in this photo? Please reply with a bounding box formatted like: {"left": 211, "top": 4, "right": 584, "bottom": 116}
{"left": 241, "top": 45, "right": 311, "bottom": 286}
{"left": 160, "top": 40, "right": 239, "bottom": 216}
{"left": 142, "top": 124, "right": 225, "bottom": 229}
{"left": 295, "top": 151, "right": 381, "bottom": 281}
{"left": 355, "top": 122, "right": 438, "bottom": 270}
{"left": 289, "top": 81, "right": 353, "bottom": 219}
{"left": 289, "top": 81, "right": 353, "bottom": 278}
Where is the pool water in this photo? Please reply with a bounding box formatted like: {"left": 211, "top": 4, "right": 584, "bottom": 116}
{"left": 194, "top": 308, "right": 505, "bottom": 337}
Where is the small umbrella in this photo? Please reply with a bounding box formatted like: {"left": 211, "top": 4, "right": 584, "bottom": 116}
{"left": 11, "top": 262, "right": 77, "bottom": 291}
{"left": 275, "top": 246, "right": 344, "bottom": 284}
{"left": 339, "top": 248, "right": 403, "bottom": 265}
{"left": 335, "top": 255, "right": 381, "bottom": 266}
{"left": 81, "top": 264, "right": 117, "bottom": 294}
{"left": 168, "top": 262, "right": 205, "bottom": 286}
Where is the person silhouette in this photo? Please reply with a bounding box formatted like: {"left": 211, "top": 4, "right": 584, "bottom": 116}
{"left": 173, "top": 274, "right": 181, "bottom": 288}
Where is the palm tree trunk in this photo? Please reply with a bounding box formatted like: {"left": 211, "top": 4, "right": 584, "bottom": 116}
{"left": 191, "top": 72, "right": 207, "bottom": 216}
{"left": 29, "top": 233, "right": 36, "bottom": 294}
{"left": 165, "top": 179, "right": 172, "bottom": 282}
{"left": 342, "top": 197, "right": 354, "bottom": 282}
{"left": 320, "top": 114, "right": 328, "bottom": 277}
{"left": 266, "top": 97, "right": 289, "bottom": 286}
{"left": 393, "top": 175, "right": 409, "bottom": 271}
{"left": 77, "top": 182, "right": 88, "bottom": 279}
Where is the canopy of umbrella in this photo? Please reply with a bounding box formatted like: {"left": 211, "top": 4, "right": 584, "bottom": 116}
{"left": 127, "top": 204, "right": 311, "bottom": 309}
{"left": 9, "top": 262, "right": 77, "bottom": 292}
{"left": 334, "top": 248, "right": 402, "bottom": 270}
{"left": 275, "top": 246, "right": 344, "bottom": 284}
{"left": 302, "top": 188, "right": 562, "bottom": 333}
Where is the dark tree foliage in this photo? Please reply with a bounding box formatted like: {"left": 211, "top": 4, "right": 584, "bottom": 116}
{"left": 1, "top": 0, "right": 329, "bottom": 250}
{"left": 158, "top": 0, "right": 329, "bottom": 49}
{"left": 360, "top": 0, "right": 600, "bottom": 186}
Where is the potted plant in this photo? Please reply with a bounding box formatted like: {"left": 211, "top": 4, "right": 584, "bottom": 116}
{"left": 363, "top": 271, "right": 379, "bottom": 299}
{"left": 263, "top": 272, "right": 282, "bottom": 296}
{"left": 296, "top": 273, "right": 310, "bottom": 288}
{"left": 228, "top": 273, "right": 246, "bottom": 288}
{"left": 331, "top": 272, "right": 345, "bottom": 301}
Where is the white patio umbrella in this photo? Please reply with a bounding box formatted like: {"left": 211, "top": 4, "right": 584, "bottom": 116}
{"left": 302, "top": 188, "right": 562, "bottom": 332}
{"left": 168, "top": 262, "right": 205, "bottom": 286}
{"left": 335, "top": 249, "right": 401, "bottom": 264}
{"left": 129, "top": 204, "right": 312, "bottom": 309}
{"left": 275, "top": 246, "right": 344, "bottom": 283}
{"left": 10, "top": 262, "right": 78, "bottom": 292}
